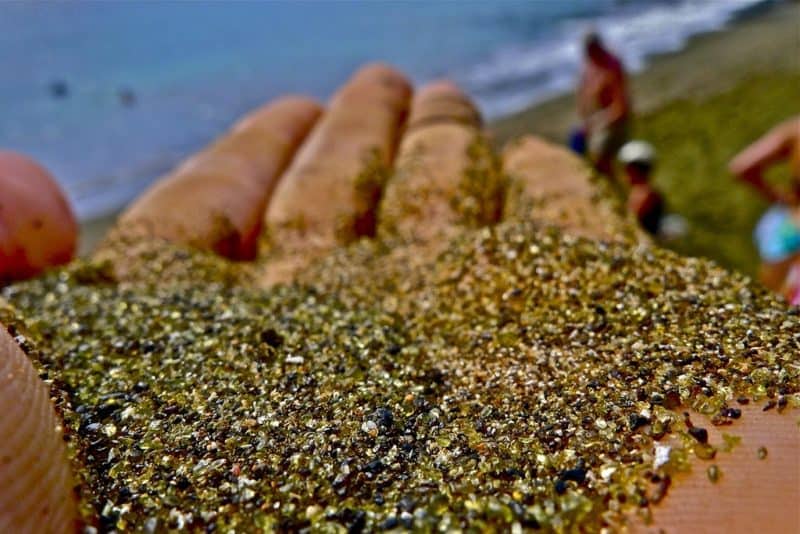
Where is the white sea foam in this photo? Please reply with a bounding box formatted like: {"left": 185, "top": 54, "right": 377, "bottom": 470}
{"left": 458, "top": 0, "right": 770, "bottom": 119}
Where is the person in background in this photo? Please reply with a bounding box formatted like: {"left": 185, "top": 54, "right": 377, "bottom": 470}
{"left": 618, "top": 141, "right": 664, "bottom": 235}
{"left": 618, "top": 140, "right": 688, "bottom": 241}
{"left": 0, "top": 151, "right": 78, "bottom": 283}
{"left": 576, "top": 31, "right": 631, "bottom": 177}
{"left": 729, "top": 115, "right": 800, "bottom": 294}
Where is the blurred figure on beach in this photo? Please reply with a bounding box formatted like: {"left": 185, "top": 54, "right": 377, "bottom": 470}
{"left": 618, "top": 140, "right": 687, "bottom": 240}
{"left": 729, "top": 115, "right": 800, "bottom": 295}
{"left": 576, "top": 31, "right": 631, "bottom": 176}
{"left": 0, "top": 151, "right": 77, "bottom": 283}
{"left": 619, "top": 141, "right": 663, "bottom": 234}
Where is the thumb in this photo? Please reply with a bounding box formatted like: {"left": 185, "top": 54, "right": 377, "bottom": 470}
{"left": 0, "top": 322, "right": 77, "bottom": 532}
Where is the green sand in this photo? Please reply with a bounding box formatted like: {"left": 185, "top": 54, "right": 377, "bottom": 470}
{"left": 19, "top": 4, "right": 798, "bottom": 530}
{"left": 4, "top": 218, "right": 800, "bottom": 531}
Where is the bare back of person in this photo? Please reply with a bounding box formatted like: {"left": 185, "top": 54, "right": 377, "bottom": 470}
{"left": 577, "top": 34, "right": 631, "bottom": 175}
{"left": 581, "top": 56, "right": 627, "bottom": 122}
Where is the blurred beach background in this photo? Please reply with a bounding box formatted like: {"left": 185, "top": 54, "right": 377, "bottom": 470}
{"left": 1, "top": 0, "right": 798, "bottom": 275}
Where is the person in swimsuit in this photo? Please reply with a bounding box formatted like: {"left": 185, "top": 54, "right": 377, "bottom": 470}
{"left": 729, "top": 115, "right": 800, "bottom": 294}
{"left": 576, "top": 31, "right": 632, "bottom": 177}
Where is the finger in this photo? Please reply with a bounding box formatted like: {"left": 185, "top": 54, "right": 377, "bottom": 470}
{"left": 503, "top": 138, "right": 797, "bottom": 532}
{"left": 633, "top": 404, "right": 799, "bottom": 533}
{"left": 502, "top": 136, "right": 643, "bottom": 242}
{"left": 0, "top": 151, "right": 77, "bottom": 283}
{"left": 104, "top": 96, "right": 322, "bottom": 261}
{"left": 378, "top": 80, "right": 501, "bottom": 243}
{"left": 261, "top": 64, "right": 411, "bottom": 284}
{"left": 0, "top": 323, "right": 77, "bottom": 532}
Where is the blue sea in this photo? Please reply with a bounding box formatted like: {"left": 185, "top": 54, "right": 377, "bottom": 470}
{"left": 0, "top": 0, "right": 771, "bottom": 220}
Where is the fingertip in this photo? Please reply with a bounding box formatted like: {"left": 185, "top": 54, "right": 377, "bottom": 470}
{"left": 272, "top": 94, "right": 324, "bottom": 111}
{"left": 335, "top": 63, "right": 413, "bottom": 106}
{"left": 378, "top": 78, "right": 492, "bottom": 243}
{"left": 416, "top": 79, "right": 467, "bottom": 99}
{"left": 0, "top": 151, "right": 78, "bottom": 282}
{"left": 407, "top": 80, "right": 481, "bottom": 129}
{"left": 233, "top": 95, "right": 323, "bottom": 134}
{"left": 352, "top": 62, "right": 411, "bottom": 87}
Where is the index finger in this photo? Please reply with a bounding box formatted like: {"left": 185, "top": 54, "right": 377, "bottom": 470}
{"left": 101, "top": 96, "right": 322, "bottom": 262}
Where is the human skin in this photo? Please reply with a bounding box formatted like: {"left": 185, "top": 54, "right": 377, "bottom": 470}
{"left": 0, "top": 151, "right": 77, "bottom": 282}
{"left": 112, "top": 97, "right": 323, "bottom": 261}
{"left": 576, "top": 39, "right": 631, "bottom": 175}
{"left": 261, "top": 63, "right": 411, "bottom": 285}
{"left": 729, "top": 116, "right": 800, "bottom": 293}
{"left": 0, "top": 73, "right": 798, "bottom": 532}
{"left": 577, "top": 40, "right": 630, "bottom": 132}
{"left": 728, "top": 116, "right": 800, "bottom": 205}
{"left": 378, "top": 80, "right": 492, "bottom": 243}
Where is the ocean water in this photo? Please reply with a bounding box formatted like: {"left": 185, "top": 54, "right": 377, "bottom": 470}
{"left": 0, "top": 0, "right": 770, "bottom": 220}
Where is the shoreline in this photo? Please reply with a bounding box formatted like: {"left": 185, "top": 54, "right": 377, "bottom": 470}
{"left": 78, "top": 211, "right": 117, "bottom": 256}
{"left": 79, "top": 1, "right": 800, "bottom": 257}
{"left": 490, "top": 1, "right": 800, "bottom": 146}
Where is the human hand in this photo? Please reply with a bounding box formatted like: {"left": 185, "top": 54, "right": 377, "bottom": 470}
{"left": 1, "top": 65, "right": 797, "bottom": 533}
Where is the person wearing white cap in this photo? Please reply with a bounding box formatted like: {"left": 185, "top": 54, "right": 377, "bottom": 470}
{"left": 618, "top": 140, "right": 664, "bottom": 235}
